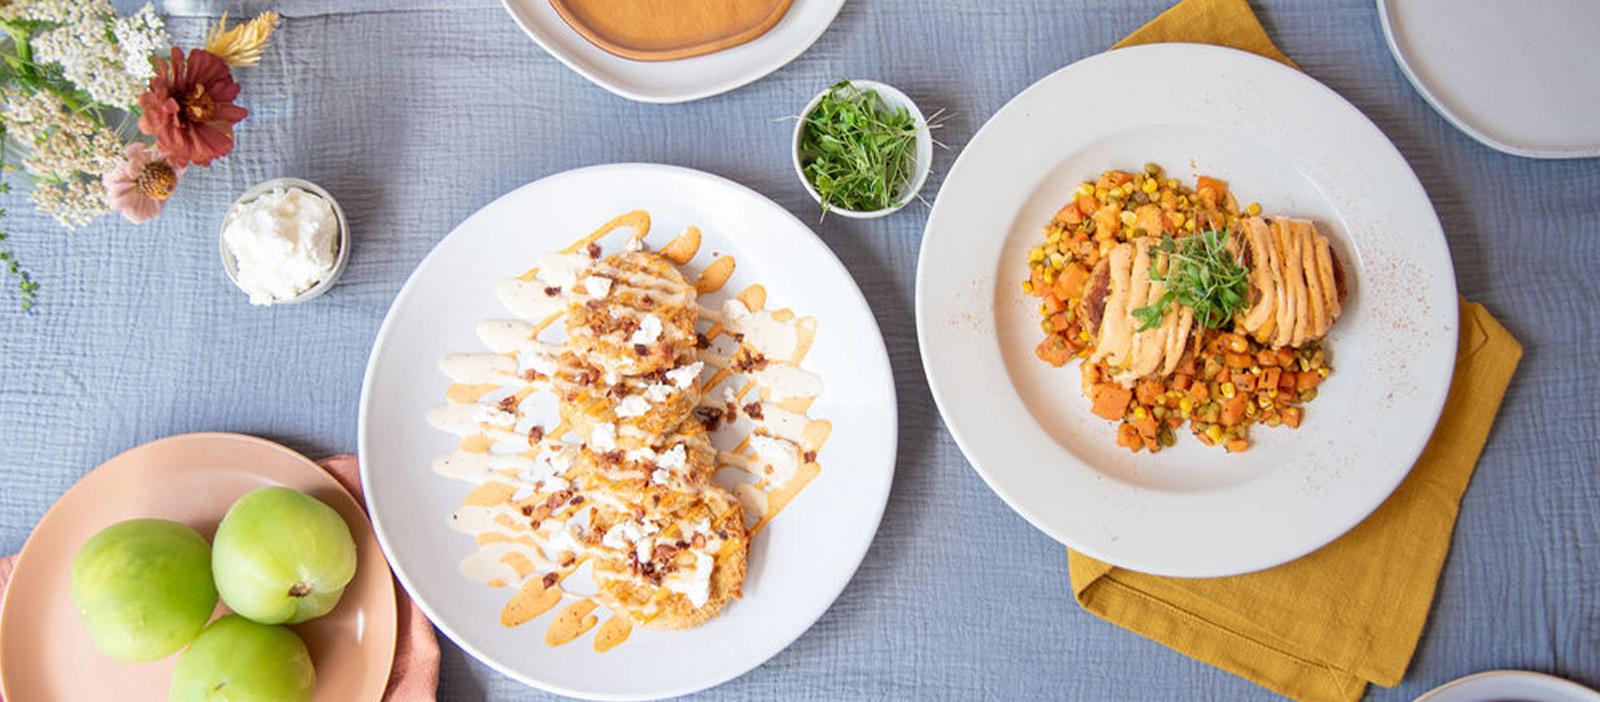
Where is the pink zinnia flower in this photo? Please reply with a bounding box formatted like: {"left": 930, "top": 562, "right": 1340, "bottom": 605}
{"left": 137, "top": 48, "right": 248, "bottom": 167}
{"left": 102, "top": 143, "right": 187, "bottom": 224}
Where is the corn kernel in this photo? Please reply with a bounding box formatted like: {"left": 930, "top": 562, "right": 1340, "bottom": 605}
{"left": 1076, "top": 183, "right": 1094, "bottom": 197}
{"left": 1317, "top": 367, "right": 1330, "bottom": 378}
{"left": 1120, "top": 182, "right": 1136, "bottom": 195}
{"left": 1179, "top": 397, "right": 1194, "bottom": 414}
{"left": 1095, "top": 187, "right": 1109, "bottom": 198}
{"left": 1246, "top": 202, "right": 1262, "bottom": 216}
{"left": 1249, "top": 366, "right": 1262, "bottom": 375}
{"left": 1299, "top": 358, "right": 1311, "bottom": 371}
{"left": 1141, "top": 179, "right": 1158, "bottom": 194}
{"left": 1038, "top": 301, "right": 1049, "bottom": 315}
{"left": 1041, "top": 319, "right": 1053, "bottom": 332}
{"left": 1042, "top": 268, "right": 1056, "bottom": 282}
{"left": 1028, "top": 247, "right": 1045, "bottom": 262}
{"left": 1184, "top": 218, "right": 1197, "bottom": 231}
{"left": 1133, "top": 406, "right": 1147, "bottom": 420}
{"left": 1257, "top": 395, "right": 1272, "bottom": 408}
{"left": 1049, "top": 253, "right": 1066, "bottom": 268}
{"left": 1079, "top": 330, "right": 1091, "bottom": 341}
{"left": 1120, "top": 210, "right": 1138, "bottom": 227}
{"left": 1165, "top": 179, "right": 1177, "bottom": 190}
{"left": 1220, "top": 382, "right": 1236, "bottom": 398}
{"left": 1206, "top": 425, "right": 1224, "bottom": 441}
{"left": 1021, "top": 281, "right": 1033, "bottom": 294}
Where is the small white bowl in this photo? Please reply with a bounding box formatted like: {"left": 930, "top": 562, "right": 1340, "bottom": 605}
{"left": 219, "top": 177, "right": 350, "bottom": 305}
{"left": 792, "top": 80, "right": 933, "bottom": 219}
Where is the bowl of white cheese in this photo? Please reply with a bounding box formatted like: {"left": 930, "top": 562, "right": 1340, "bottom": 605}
{"left": 220, "top": 177, "right": 349, "bottom": 305}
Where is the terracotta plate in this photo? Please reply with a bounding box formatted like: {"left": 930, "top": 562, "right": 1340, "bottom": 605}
{"left": 549, "top": 0, "right": 792, "bottom": 61}
{"left": 0, "top": 433, "right": 397, "bottom": 702}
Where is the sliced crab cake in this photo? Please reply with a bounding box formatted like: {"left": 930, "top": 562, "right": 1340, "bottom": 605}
{"left": 565, "top": 251, "right": 700, "bottom": 379}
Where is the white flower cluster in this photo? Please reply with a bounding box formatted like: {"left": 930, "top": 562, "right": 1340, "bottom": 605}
{"left": 29, "top": 1, "right": 167, "bottom": 109}
{"left": 28, "top": 178, "right": 108, "bottom": 229}
{"left": 1, "top": 88, "right": 121, "bottom": 227}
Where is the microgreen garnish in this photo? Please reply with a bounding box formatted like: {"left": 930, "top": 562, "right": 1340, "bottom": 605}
{"left": 798, "top": 81, "right": 937, "bottom": 215}
{"left": 1131, "top": 229, "right": 1249, "bottom": 332}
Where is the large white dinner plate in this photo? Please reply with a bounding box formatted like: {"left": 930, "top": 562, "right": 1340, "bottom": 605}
{"left": 1378, "top": 0, "right": 1600, "bottom": 159}
{"left": 501, "top": 0, "right": 845, "bottom": 103}
{"left": 359, "top": 164, "right": 896, "bottom": 699}
{"left": 916, "top": 44, "right": 1459, "bottom": 577}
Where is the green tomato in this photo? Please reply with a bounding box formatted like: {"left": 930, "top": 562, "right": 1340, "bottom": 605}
{"left": 70, "top": 518, "right": 217, "bottom": 662}
{"left": 212, "top": 487, "right": 357, "bottom": 625}
{"left": 169, "top": 615, "right": 315, "bottom": 702}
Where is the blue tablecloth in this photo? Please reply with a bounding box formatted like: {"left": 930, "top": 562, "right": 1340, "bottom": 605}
{"left": 3, "top": 1, "right": 1597, "bottom": 699}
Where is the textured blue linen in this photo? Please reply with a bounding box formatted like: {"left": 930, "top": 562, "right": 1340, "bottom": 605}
{"left": 2, "top": 1, "right": 1596, "bottom": 699}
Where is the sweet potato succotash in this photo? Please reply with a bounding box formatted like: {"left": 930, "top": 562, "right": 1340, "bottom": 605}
{"left": 1023, "top": 163, "right": 1345, "bottom": 454}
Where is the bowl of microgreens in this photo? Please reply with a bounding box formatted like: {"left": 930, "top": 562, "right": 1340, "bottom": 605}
{"left": 793, "top": 80, "right": 935, "bottom": 219}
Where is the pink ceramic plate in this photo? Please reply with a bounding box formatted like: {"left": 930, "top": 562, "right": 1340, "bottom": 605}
{"left": 0, "top": 433, "right": 397, "bottom": 701}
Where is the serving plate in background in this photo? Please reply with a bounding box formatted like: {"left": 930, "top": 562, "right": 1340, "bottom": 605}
{"left": 1377, "top": 0, "right": 1600, "bottom": 159}
{"left": 502, "top": 0, "right": 845, "bottom": 103}
{"left": 916, "top": 44, "right": 1458, "bottom": 577}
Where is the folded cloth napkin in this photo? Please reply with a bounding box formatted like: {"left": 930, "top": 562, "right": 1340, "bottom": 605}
{"left": 1068, "top": 5, "right": 1527, "bottom": 701}
{"left": 0, "top": 454, "right": 440, "bottom": 702}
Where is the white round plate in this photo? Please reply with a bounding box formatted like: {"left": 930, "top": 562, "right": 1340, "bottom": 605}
{"left": 916, "top": 43, "right": 1458, "bottom": 577}
{"left": 1378, "top": 0, "right": 1600, "bottom": 159}
{"left": 359, "top": 164, "right": 896, "bottom": 700}
{"left": 501, "top": 0, "right": 845, "bottom": 103}
{"left": 1415, "top": 670, "right": 1600, "bottom": 702}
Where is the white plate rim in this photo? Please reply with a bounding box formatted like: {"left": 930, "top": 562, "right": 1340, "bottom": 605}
{"left": 357, "top": 163, "right": 897, "bottom": 700}
{"left": 499, "top": 0, "right": 847, "bottom": 104}
{"left": 1376, "top": 0, "right": 1600, "bottom": 160}
{"left": 1414, "top": 670, "right": 1600, "bottom": 702}
{"left": 915, "top": 43, "right": 1459, "bottom": 577}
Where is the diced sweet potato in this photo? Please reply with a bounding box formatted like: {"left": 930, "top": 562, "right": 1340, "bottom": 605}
{"left": 1282, "top": 407, "right": 1303, "bottom": 429}
{"left": 1093, "top": 203, "right": 1122, "bottom": 239}
{"left": 1097, "top": 171, "right": 1133, "bottom": 190}
{"left": 1197, "top": 176, "right": 1228, "bottom": 208}
{"left": 1075, "top": 194, "right": 1098, "bottom": 220}
{"left": 1296, "top": 371, "right": 1323, "bottom": 391}
{"left": 1055, "top": 203, "right": 1084, "bottom": 226}
{"left": 1053, "top": 262, "right": 1089, "bottom": 301}
{"left": 1091, "top": 384, "right": 1133, "bottom": 420}
{"left": 1262, "top": 367, "right": 1281, "bottom": 390}
{"left": 1220, "top": 396, "right": 1248, "bottom": 426}
{"left": 1133, "top": 204, "right": 1166, "bottom": 235}
{"left": 1035, "top": 336, "right": 1075, "bottom": 367}
{"left": 1231, "top": 371, "right": 1256, "bottom": 393}
{"left": 1134, "top": 379, "right": 1164, "bottom": 407}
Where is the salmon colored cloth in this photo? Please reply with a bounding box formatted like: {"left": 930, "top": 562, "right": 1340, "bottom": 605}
{"left": 0, "top": 454, "right": 440, "bottom": 702}
{"left": 1067, "top": 4, "right": 1527, "bottom": 701}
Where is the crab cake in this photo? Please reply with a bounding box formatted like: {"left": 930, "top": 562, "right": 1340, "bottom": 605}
{"left": 565, "top": 251, "right": 699, "bottom": 378}
{"left": 553, "top": 351, "right": 705, "bottom": 442}
{"left": 588, "top": 486, "right": 747, "bottom": 630}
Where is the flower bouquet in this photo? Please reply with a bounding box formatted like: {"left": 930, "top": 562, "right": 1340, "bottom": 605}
{"left": 0, "top": 1, "right": 278, "bottom": 311}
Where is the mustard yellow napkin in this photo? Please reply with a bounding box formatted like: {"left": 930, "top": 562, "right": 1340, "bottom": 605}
{"left": 1069, "top": 4, "right": 1526, "bottom": 701}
